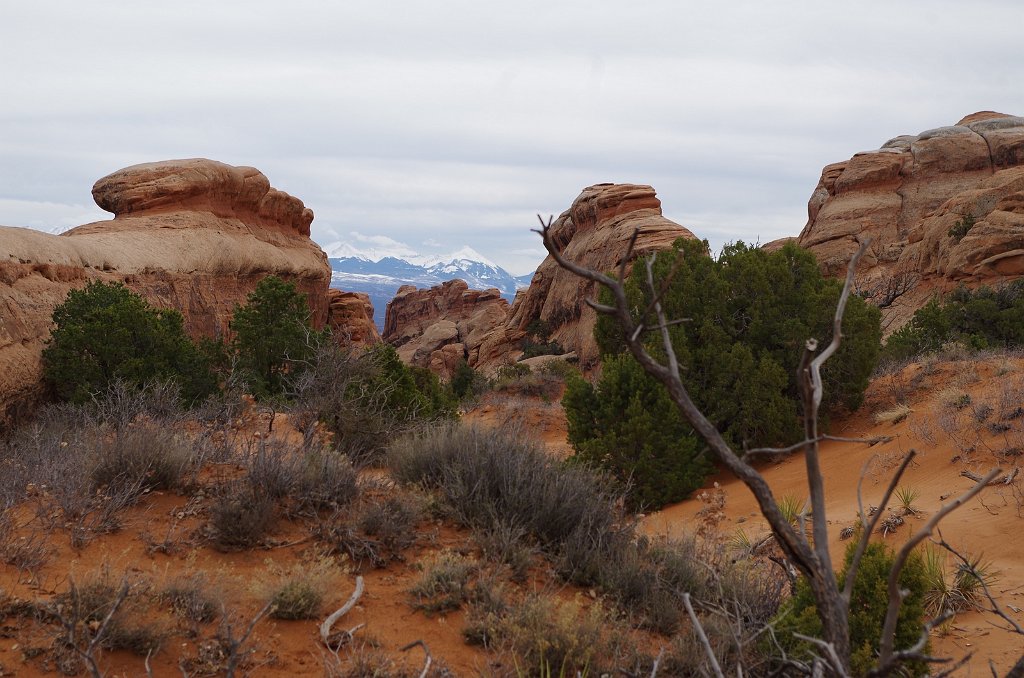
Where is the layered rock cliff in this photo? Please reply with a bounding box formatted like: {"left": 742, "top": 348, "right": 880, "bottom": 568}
{"left": 383, "top": 183, "right": 696, "bottom": 375}
{"left": 383, "top": 280, "right": 510, "bottom": 378}
{"left": 504, "top": 183, "right": 697, "bottom": 370}
{"left": 326, "top": 290, "right": 381, "bottom": 346}
{"left": 0, "top": 159, "right": 330, "bottom": 422}
{"left": 798, "top": 112, "right": 1024, "bottom": 328}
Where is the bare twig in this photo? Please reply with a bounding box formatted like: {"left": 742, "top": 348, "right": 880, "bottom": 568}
{"left": 845, "top": 451, "right": 917, "bottom": 601}
{"left": 222, "top": 601, "right": 274, "bottom": 678}
{"left": 400, "top": 639, "right": 432, "bottom": 678}
{"left": 961, "top": 467, "right": 1019, "bottom": 486}
{"left": 683, "top": 592, "right": 724, "bottom": 678}
{"left": 320, "top": 576, "right": 365, "bottom": 647}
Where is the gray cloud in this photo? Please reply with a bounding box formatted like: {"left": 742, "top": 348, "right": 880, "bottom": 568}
{"left": 2, "top": 1, "right": 1023, "bottom": 274}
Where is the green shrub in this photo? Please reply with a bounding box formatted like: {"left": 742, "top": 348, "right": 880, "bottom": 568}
{"left": 450, "top": 359, "right": 486, "bottom": 400}
{"left": 569, "top": 240, "right": 881, "bottom": 509}
{"left": 290, "top": 341, "right": 456, "bottom": 464}
{"left": 42, "top": 281, "right": 216, "bottom": 404}
{"left": 883, "top": 280, "right": 1024, "bottom": 361}
{"left": 773, "top": 541, "right": 929, "bottom": 676}
{"left": 564, "top": 359, "right": 711, "bottom": 510}
{"left": 230, "top": 275, "right": 321, "bottom": 398}
{"left": 948, "top": 213, "right": 976, "bottom": 242}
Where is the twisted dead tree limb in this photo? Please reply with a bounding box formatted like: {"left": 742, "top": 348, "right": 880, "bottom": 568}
{"left": 960, "top": 468, "right": 1019, "bottom": 486}
{"left": 400, "top": 640, "right": 432, "bottom": 678}
{"left": 320, "top": 576, "right": 365, "bottom": 647}
{"left": 870, "top": 467, "right": 999, "bottom": 675}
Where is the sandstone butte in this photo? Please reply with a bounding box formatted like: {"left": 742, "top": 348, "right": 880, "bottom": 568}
{"left": 795, "top": 111, "right": 1024, "bottom": 330}
{"left": 382, "top": 183, "right": 697, "bottom": 377}
{"left": 0, "top": 158, "right": 377, "bottom": 424}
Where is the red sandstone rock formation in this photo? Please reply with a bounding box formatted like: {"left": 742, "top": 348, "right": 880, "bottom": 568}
{"left": 0, "top": 159, "right": 330, "bottom": 422}
{"left": 382, "top": 280, "right": 510, "bottom": 379}
{"left": 326, "top": 289, "right": 381, "bottom": 346}
{"left": 382, "top": 183, "right": 696, "bottom": 376}
{"left": 502, "top": 183, "right": 697, "bottom": 370}
{"left": 797, "top": 112, "right": 1024, "bottom": 329}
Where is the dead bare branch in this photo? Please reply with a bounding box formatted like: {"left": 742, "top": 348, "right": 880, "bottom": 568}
{"left": 683, "top": 592, "right": 725, "bottom": 678}
{"left": 222, "top": 601, "right": 273, "bottom": 678}
{"left": 845, "top": 451, "right": 917, "bottom": 601}
{"left": 400, "top": 639, "right": 432, "bottom": 678}
{"left": 960, "top": 467, "right": 1019, "bottom": 486}
{"left": 320, "top": 575, "right": 365, "bottom": 648}
{"left": 876, "top": 468, "right": 1001, "bottom": 670}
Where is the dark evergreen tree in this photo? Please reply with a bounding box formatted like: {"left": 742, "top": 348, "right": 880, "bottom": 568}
{"left": 565, "top": 240, "right": 881, "bottom": 508}
{"left": 230, "top": 275, "right": 318, "bottom": 398}
{"left": 42, "top": 280, "right": 216, "bottom": 404}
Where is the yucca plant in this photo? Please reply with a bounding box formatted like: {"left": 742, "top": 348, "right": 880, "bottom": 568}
{"left": 921, "top": 545, "right": 953, "bottom": 617}
{"left": 894, "top": 486, "right": 921, "bottom": 516}
{"left": 777, "top": 494, "right": 806, "bottom": 526}
{"left": 952, "top": 553, "right": 996, "bottom": 611}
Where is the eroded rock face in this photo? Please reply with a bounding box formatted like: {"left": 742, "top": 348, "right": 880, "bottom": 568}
{"left": 797, "top": 112, "right": 1024, "bottom": 329}
{"left": 504, "top": 183, "right": 696, "bottom": 370}
{"left": 326, "top": 289, "right": 381, "bottom": 346}
{"left": 382, "top": 183, "right": 696, "bottom": 377}
{"left": 382, "top": 280, "right": 510, "bottom": 379}
{"left": 0, "top": 159, "right": 330, "bottom": 424}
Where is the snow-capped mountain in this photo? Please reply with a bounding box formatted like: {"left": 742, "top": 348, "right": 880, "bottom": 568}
{"left": 324, "top": 244, "right": 534, "bottom": 329}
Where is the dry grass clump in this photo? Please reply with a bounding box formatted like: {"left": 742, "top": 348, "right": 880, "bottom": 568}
{"left": 874, "top": 403, "right": 912, "bottom": 425}
{"left": 209, "top": 482, "right": 276, "bottom": 551}
{"left": 390, "top": 424, "right": 784, "bottom": 640}
{"left": 936, "top": 387, "right": 972, "bottom": 410}
{"left": 162, "top": 573, "right": 221, "bottom": 624}
{"left": 482, "top": 594, "right": 609, "bottom": 677}
{"left": 410, "top": 550, "right": 478, "bottom": 615}
{"left": 253, "top": 553, "right": 341, "bottom": 620}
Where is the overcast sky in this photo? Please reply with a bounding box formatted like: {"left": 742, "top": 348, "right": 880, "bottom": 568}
{"left": 2, "top": 1, "right": 1023, "bottom": 275}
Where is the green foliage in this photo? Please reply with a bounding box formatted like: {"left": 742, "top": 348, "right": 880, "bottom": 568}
{"left": 570, "top": 240, "right": 880, "bottom": 508}
{"left": 948, "top": 213, "right": 976, "bottom": 243}
{"left": 230, "top": 275, "right": 321, "bottom": 398}
{"left": 564, "top": 358, "right": 711, "bottom": 510}
{"left": 883, "top": 281, "right": 1024, "bottom": 361}
{"left": 450, "top": 359, "right": 486, "bottom": 400}
{"left": 773, "top": 541, "right": 929, "bottom": 676}
{"left": 42, "top": 281, "right": 216, "bottom": 405}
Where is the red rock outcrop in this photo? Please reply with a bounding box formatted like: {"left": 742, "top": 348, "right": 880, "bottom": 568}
{"left": 502, "top": 183, "right": 697, "bottom": 370}
{"left": 798, "top": 112, "right": 1024, "bottom": 329}
{"left": 326, "top": 289, "right": 381, "bottom": 346}
{"left": 382, "top": 280, "right": 510, "bottom": 379}
{"left": 0, "top": 159, "right": 330, "bottom": 423}
{"left": 382, "top": 183, "right": 697, "bottom": 376}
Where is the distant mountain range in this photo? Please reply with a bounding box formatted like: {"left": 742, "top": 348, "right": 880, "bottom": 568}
{"left": 324, "top": 244, "right": 533, "bottom": 329}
